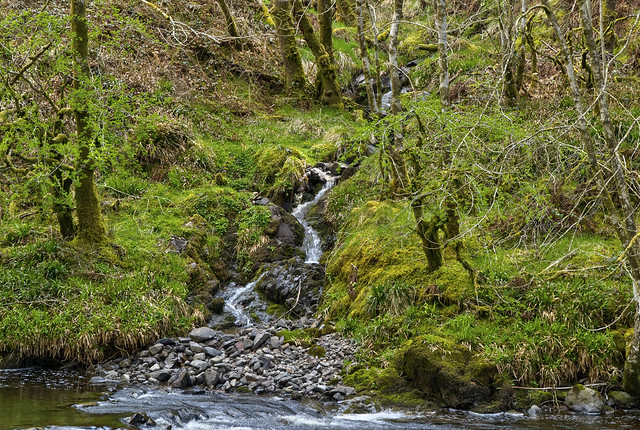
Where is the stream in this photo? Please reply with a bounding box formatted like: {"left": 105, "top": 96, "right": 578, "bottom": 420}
{"left": 3, "top": 367, "right": 640, "bottom": 429}
{"left": 4, "top": 180, "right": 640, "bottom": 429}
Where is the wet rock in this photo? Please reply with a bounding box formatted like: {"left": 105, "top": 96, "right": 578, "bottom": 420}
{"left": 607, "top": 390, "right": 638, "bottom": 409}
{"left": 150, "top": 370, "right": 171, "bottom": 382}
{"left": 189, "top": 327, "right": 218, "bottom": 342}
{"left": 129, "top": 412, "right": 156, "bottom": 426}
{"left": 170, "top": 371, "right": 193, "bottom": 389}
{"left": 256, "top": 258, "right": 324, "bottom": 315}
{"left": 527, "top": 404, "right": 543, "bottom": 417}
{"left": 565, "top": 385, "right": 606, "bottom": 413}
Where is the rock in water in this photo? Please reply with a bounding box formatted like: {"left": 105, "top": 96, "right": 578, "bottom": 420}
{"left": 565, "top": 385, "right": 606, "bottom": 413}
{"left": 607, "top": 391, "right": 638, "bottom": 409}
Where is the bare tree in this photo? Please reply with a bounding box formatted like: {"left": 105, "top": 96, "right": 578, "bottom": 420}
{"left": 542, "top": 0, "right": 640, "bottom": 394}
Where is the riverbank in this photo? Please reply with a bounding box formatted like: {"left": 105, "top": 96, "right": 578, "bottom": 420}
{"left": 91, "top": 317, "right": 359, "bottom": 402}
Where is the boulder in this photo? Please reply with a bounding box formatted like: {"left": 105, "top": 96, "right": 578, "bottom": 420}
{"left": 189, "top": 327, "right": 218, "bottom": 342}
{"left": 565, "top": 385, "right": 606, "bottom": 413}
{"left": 396, "top": 335, "right": 499, "bottom": 409}
{"left": 607, "top": 390, "right": 638, "bottom": 409}
{"left": 256, "top": 258, "right": 324, "bottom": 315}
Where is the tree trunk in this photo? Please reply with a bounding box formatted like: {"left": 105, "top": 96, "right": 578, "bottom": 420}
{"left": 70, "top": 0, "right": 106, "bottom": 245}
{"left": 387, "top": 0, "right": 408, "bottom": 196}
{"left": 603, "top": 0, "right": 617, "bottom": 51}
{"left": 272, "top": 0, "right": 306, "bottom": 90}
{"left": 357, "top": 0, "right": 378, "bottom": 114}
{"left": 215, "top": 0, "right": 240, "bottom": 40}
{"left": 579, "top": 0, "right": 640, "bottom": 394}
{"left": 336, "top": 0, "right": 357, "bottom": 25}
{"left": 412, "top": 198, "right": 444, "bottom": 272}
{"left": 317, "top": 0, "right": 334, "bottom": 61}
{"left": 499, "top": 0, "right": 521, "bottom": 104}
{"left": 435, "top": 0, "right": 450, "bottom": 109}
{"left": 367, "top": 2, "right": 384, "bottom": 110}
{"left": 292, "top": 0, "right": 343, "bottom": 107}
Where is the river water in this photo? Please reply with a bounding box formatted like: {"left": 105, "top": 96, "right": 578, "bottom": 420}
{"left": 3, "top": 368, "right": 640, "bottom": 429}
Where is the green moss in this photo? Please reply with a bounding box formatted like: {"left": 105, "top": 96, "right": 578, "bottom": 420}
{"left": 308, "top": 345, "right": 326, "bottom": 358}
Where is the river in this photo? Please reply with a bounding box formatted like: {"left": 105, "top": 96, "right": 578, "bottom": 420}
{"left": 2, "top": 367, "right": 640, "bottom": 429}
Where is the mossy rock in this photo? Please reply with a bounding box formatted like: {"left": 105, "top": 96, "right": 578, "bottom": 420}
{"left": 210, "top": 297, "right": 225, "bottom": 314}
{"left": 395, "top": 335, "right": 500, "bottom": 409}
{"left": 435, "top": 263, "right": 475, "bottom": 306}
{"left": 308, "top": 345, "right": 326, "bottom": 358}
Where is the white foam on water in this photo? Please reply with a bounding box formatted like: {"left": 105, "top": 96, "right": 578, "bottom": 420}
{"left": 292, "top": 178, "right": 336, "bottom": 264}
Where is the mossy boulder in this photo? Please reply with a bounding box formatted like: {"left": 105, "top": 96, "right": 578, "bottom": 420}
{"left": 395, "top": 335, "right": 500, "bottom": 409}
{"left": 256, "top": 257, "right": 324, "bottom": 315}
{"left": 564, "top": 384, "right": 606, "bottom": 413}
{"left": 246, "top": 204, "right": 305, "bottom": 269}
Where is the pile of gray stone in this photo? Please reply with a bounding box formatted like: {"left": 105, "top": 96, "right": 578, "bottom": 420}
{"left": 91, "top": 319, "right": 358, "bottom": 402}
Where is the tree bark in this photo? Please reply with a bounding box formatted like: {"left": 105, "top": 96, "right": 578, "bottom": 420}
{"left": 70, "top": 0, "right": 106, "bottom": 244}
{"left": 336, "top": 0, "right": 357, "bottom": 26}
{"left": 272, "top": 0, "right": 306, "bottom": 90}
{"left": 357, "top": 0, "right": 378, "bottom": 114}
{"left": 387, "top": 0, "right": 408, "bottom": 196}
{"left": 292, "top": 0, "right": 343, "bottom": 107}
{"left": 435, "top": 0, "right": 450, "bottom": 109}
{"left": 215, "top": 0, "right": 240, "bottom": 40}
{"left": 317, "top": 0, "right": 334, "bottom": 61}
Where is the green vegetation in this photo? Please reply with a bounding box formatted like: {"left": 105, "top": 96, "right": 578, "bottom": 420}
{"left": 1, "top": 0, "right": 640, "bottom": 411}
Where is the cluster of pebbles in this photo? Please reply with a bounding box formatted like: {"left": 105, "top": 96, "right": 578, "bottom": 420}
{"left": 92, "top": 318, "right": 359, "bottom": 401}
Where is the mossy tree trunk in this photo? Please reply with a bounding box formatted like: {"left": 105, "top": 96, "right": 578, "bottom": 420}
{"left": 272, "top": 0, "right": 306, "bottom": 90}
{"left": 215, "top": 0, "right": 240, "bottom": 40}
{"left": 498, "top": 0, "right": 525, "bottom": 105}
{"left": 603, "top": 0, "right": 617, "bottom": 51}
{"left": 387, "top": 0, "right": 408, "bottom": 197}
{"left": 336, "top": 0, "right": 357, "bottom": 25}
{"left": 412, "top": 198, "right": 445, "bottom": 272}
{"left": 318, "top": 0, "right": 334, "bottom": 61}
{"left": 357, "top": 0, "right": 378, "bottom": 114}
{"left": 292, "top": 0, "right": 343, "bottom": 107}
{"left": 70, "top": 0, "right": 106, "bottom": 244}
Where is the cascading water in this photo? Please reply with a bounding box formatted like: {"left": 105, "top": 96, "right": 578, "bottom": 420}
{"left": 223, "top": 272, "right": 267, "bottom": 326}
{"left": 292, "top": 178, "right": 336, "bottom": 264}
{"left": 222, "top": 178, "right": 335, "bottom": 326}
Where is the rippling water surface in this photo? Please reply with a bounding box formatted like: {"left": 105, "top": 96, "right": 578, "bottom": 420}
{"left": 3, "top": 368, "right": 640, "bottom": 430}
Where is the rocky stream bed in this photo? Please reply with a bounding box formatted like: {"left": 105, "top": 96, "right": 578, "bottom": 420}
{"left": 91, "top": 318, "right": 358, "bottom": 403}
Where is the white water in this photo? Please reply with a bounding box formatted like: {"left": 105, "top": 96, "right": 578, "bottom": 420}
{"left": 292, "top": 178, "right": 336, "bottom": 264}
{"left": 224, "top": 178, "right": 335, "bottom": 326}
{"left": 224, "top": 273, "right": 266, "bottom": 326}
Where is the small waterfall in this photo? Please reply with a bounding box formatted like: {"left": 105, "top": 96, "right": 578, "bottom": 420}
{"left": 292, "top": 178, "right": 335, "bottom": 264}
{"left": 223, "top": 273, "right": 266, "bottom": 326}
{"left": 223, "top": 178, "right": 334, "bottom": 326}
